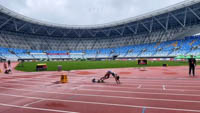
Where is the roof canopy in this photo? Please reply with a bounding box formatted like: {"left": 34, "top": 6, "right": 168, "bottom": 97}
{"left": 0, "top": 0, "right": 200, "bottom": 38}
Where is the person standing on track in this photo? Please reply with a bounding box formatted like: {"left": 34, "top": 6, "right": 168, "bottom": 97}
{"left": 188, "top": 55, "right": 196, "bottom": 77}
{"left": 8, "top": 60, "right": 11, "bottom": 68}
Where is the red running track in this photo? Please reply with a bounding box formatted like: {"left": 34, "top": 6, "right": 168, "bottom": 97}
{"left": 1, "top": 63, "right": 200, "bottom": 113}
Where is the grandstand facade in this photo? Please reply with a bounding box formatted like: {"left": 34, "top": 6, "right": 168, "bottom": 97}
{"left": 1, "top": 0, "right": 200, "bottom": 60}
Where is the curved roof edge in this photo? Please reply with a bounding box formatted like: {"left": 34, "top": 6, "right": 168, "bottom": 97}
{"left": 0, "top": 0, "right": 200, "bottom": 29}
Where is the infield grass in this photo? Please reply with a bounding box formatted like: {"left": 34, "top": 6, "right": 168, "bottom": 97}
{"left": 15, "top": 60, "right": 191, "bottom": 72}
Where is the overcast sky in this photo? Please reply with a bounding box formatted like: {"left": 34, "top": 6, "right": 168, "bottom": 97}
{"left": 0, "top": 0, "right": 186, "bottom": 26}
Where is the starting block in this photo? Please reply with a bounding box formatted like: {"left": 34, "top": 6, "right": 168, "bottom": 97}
{"left": 60, "top": 74, "right": 68, "bottom": 83}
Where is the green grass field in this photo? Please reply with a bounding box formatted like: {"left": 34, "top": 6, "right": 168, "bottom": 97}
{"left": 15, "top": 60, "right": 193, "bottom": 72}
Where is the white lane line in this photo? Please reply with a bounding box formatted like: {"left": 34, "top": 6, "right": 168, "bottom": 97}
{"left": 113, "top": 77, "right": 200, "bottom": 81}
{"left": 163, "top": 85, "right": 166, "bottom": 90}
{"left": 0, "top": 93, "right": 200, "bottom": 112}
{"left": 2, "top": 77, "right": 200, "bottom": 88}
{"left": 0, "top": 103, "right": 78, "bottom": 113}
{"left": 79, "top": 88, "right": 200, "bottom": 97}
{"left": 2, "top": 77, "right": 200, "bottom": 87}
{"left": 2, "top": 81, "right": 200, "bottom": 92}
{"left": 0, "top": 73, "right": 88, "bottom": 80}
{"left": 1, "top": 87, "right": 200, "bottom": 103}
{"left": 1, "top": 86, "right": 200, "bottom": 98}
{"left": 137, "top": 85, "right": 142, "bottom": 89}
{"left": 120, "top": 83, "right": 200, "bottom": 88}
{"left": 2, "top": 91, "right": 200, "bottom": 104}
{"left": 80, "top": 85, "right": 200, "bottom": 92}
{"left": 1, "top": 77, "right": 200, "bottom": 91}
{"left": 0, "top": 77, "right": 88, "bottom": 85}
{"left": 1, "top": 71, "right": 200, "bottom": 84}
{"left": 23, "top": 99, "right": 45, "bottom": 107}
{"left": 71, "top": 85, "right": 83, "bottom": 90}
{"left": 2, "top": 73, "right": 200, "bottom": 84}
{"left": 119, "top": 78, "right": 200, "bottom": 82}
{"left": 1, "top": 79, "right": 200, "bottom": 94}
{"left": 0, "top": 74, "right": 64, "bottom": 83}
{"left": 74, "top": 82, "right": 200, "bottom": 87}
{"left": 2, "top": 82, "right": 200, "bottom": 93}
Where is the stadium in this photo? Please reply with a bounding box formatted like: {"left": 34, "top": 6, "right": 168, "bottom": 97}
{"left": 1, "top": 0, "right": 200, "bottom": 113}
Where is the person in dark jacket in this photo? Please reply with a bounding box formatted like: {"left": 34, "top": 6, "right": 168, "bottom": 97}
{"left": 188, "top": 55, "right": 196, "bottom": 77}
{"left": 8, "top": 60, "right": 11, "bottom": 67}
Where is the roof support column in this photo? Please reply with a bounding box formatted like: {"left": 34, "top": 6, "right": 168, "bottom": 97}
{"left": 0, "top": 17, "right": 13, "bottom": 29}
{"left": 188, "top": 7, "right": 200, "bottom": 20}
{"left": 184, "top": 8, "right": 188, "bottom": 27}
{"left": 170, "top": 13, "right": 184, "bottom": 27}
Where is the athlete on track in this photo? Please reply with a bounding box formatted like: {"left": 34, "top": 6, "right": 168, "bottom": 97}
{"left": 100, "top": 71, "right": 120, "bottom": 84}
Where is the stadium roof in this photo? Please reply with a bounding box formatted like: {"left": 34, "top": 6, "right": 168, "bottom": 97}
{"left": 1, "top": 0, "right": 200, "bottom": 38}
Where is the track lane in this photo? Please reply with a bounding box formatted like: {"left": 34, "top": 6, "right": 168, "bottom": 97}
{"left": 1, "top": 66, "right": 200, "bottom": 113}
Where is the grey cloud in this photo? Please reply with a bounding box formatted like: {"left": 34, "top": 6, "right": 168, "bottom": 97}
{"left": 0, "top": 0, "right": 185, "bottom": 25}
